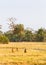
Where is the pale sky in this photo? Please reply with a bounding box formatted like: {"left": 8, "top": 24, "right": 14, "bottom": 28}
{"left": 0, "top": 0, "right": 46, "bottom": 32}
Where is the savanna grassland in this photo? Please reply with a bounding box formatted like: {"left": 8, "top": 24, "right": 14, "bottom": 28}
{"left": 0, "top": 42, "right": 46, "bottom": 65}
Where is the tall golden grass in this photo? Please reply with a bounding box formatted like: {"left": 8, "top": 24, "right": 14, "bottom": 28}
{"left": 0, "top": 42, "right": 46, "bottom": 65}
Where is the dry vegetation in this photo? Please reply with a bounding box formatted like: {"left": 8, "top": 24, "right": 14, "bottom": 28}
{"left": 0, "top": 42, "right": 46, "bottom": 65}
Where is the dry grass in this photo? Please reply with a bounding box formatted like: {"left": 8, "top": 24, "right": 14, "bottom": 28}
{"left": 0, "top": 42, "right": 46, "bottom": 65}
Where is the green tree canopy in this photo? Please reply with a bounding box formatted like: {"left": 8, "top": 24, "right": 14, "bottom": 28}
{"left": 36, "top": 28, "right": 45, "bottom": 42}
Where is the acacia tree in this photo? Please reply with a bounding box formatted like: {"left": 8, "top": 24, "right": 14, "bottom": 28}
{"left": 13, "top": 24, "right": 25, "bottom": 41}
{"left": 36, "top": 28, "right": 45, "bottom": 42}
{"left": 7, "top": 17, "right": 25, "bottom": 42}
{"left": 8, "top": 17, "right": 16, "bottom": 31}
{"left": 23, "top": 30, "right": 33, "bottom": 41}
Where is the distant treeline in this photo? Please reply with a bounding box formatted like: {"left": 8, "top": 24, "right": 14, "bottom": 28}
{"left": 0, "top": 18, "right": 46, "bottom": 43}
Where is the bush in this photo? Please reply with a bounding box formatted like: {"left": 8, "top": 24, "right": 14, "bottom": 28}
{"left": 0, "top": 35, "right": 9, "bottom": 44}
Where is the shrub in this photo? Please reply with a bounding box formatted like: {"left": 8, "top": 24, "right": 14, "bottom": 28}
{"left": 0, "top": 35, "right": 9, "bottom": 44}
